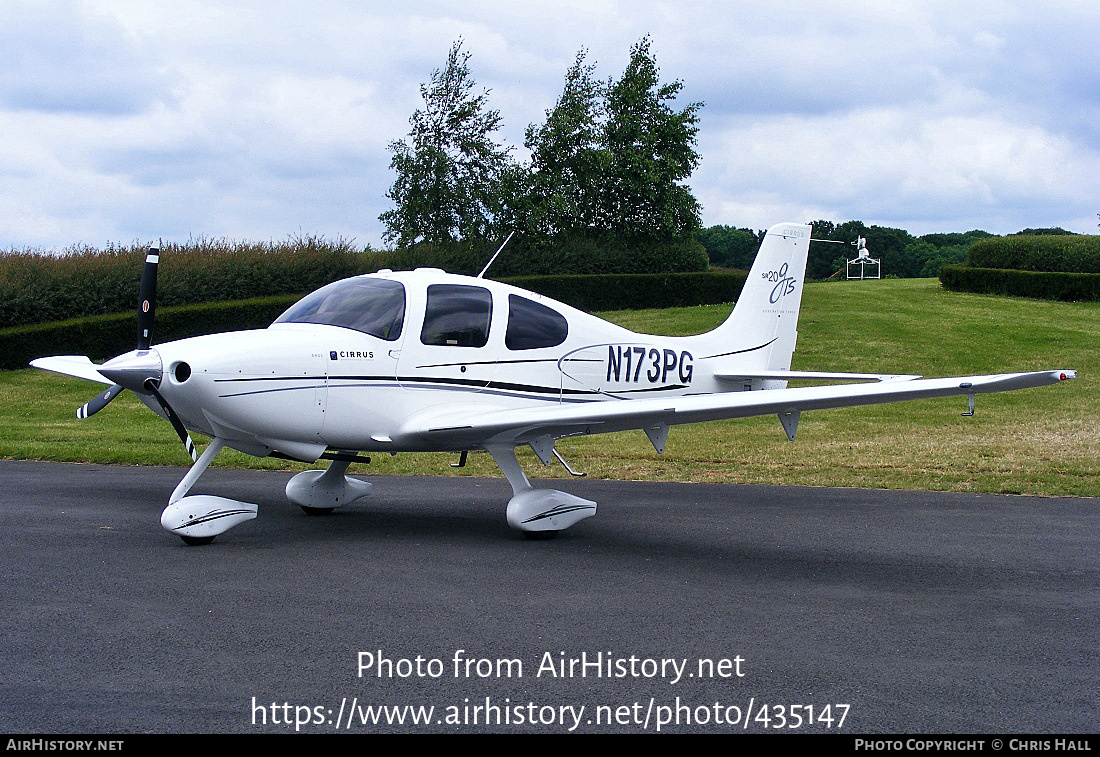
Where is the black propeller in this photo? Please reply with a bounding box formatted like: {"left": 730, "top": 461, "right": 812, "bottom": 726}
{"left": 75, "top": 243, "right": 198, "bottom": 462}
{"left": 136, "top": 243, "right": 158, "bottom": 350}
{"left": 144, "top": 379, "right": 198, "bottom": 462}
{"left": 77, "top": 383, "right": 124, "bottom": 419}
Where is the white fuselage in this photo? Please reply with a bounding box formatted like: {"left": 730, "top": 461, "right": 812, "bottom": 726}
{"left": 150, "top": 268, "right": 733, "bottom": 461}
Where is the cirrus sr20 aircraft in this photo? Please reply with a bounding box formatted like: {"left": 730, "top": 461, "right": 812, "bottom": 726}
{"left": 31, "top": 223, "right": 1075, "bottom": 545}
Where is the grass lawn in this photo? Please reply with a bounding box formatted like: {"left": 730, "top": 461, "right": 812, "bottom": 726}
{"left": 2, "top": 278, "right": 1096, "bottom": 497}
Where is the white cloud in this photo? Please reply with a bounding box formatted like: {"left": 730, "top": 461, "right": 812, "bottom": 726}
{"left": 1, "top": 0, "right": 1098, "bottom": 249}
{"left": 0, "top": 1, "right": 175, "bottom": 116}
{"left": 697, "top": 105, "right": 1100, "bottom": 234}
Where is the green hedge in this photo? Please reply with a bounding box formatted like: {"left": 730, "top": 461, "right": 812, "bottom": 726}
{"left": 373, "top": 234, "right": 709, "bottom": 278}
{"left": 1, "top": 234, "right": 710, "bottom": 330}
{"left": 504, "top": 270, "right": 746, "bottom": 312}
{"left": 2, "top": 296, "right": 299, "bottom": 370}
{"left": 939, "top": 264, "right": 1100, "bottom": 301}
{"left": 4, "top": 270, "right": 747, "bottom": 370}
{"left": 0, "top": 237, "right": 375, "bottom": 330}
{"left": 967, "top": 235, "right": 1100, "bottom": 273}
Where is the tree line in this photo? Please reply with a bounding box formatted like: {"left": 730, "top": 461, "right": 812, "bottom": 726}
{"left": 699, "top": 222, "right": 1083, "bottom": 280}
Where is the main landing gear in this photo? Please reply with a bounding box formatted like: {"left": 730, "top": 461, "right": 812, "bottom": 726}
{"left": 160, "top": 439, "right": 594, "bottom": 545}
{"left": 486, "top": 443, "right": 596, "bottom": 539}
{"left": 285, "top": 458, "right": 374, "bottom": 514}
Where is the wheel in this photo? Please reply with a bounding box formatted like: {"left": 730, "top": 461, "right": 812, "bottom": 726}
{"left": 300, "top": 506, "right": 335, "bottom": 516}
{"left": 180, "top": 534, "right": 215, "bottom": 546}
{"left": 523, "top": 530, "right": 560, "bottom": 541}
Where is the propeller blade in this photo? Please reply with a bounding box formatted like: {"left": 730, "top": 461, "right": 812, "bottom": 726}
{"left": 77, "top": 384, "right": 124, "bottom": 419}
{"left": 136, "top": 243, "right": 159, "bottom": 351}
{"left": 144, "top": 379, "right": 198, "bottom": 462}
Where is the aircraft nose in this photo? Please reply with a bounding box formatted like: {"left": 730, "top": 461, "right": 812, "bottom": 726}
{"left": 99, "top": 349, "right": 163, "bottom": 393}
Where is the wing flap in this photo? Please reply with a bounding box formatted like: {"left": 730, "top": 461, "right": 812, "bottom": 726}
{"left": 714, "top": 370, "right": 922, "bottom": 382}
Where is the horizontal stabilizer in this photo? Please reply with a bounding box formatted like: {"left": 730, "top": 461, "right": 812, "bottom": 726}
{"left": 29, "top": 356, "right": 113, "bottom": 385}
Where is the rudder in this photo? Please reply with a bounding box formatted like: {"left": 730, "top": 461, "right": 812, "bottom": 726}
{"left": 696, "top": 223, "right": 812, "bottom": 372}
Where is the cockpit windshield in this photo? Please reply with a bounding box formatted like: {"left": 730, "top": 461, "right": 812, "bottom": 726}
{"left": 274, "top": 277, "right": 405, "bottom": 341}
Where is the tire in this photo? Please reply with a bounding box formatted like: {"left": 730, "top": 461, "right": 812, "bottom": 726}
{"left": 180, "top": 535, "right": 215, "bottom": 546}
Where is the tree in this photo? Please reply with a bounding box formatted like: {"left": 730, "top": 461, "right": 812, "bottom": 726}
{"left": 381, "top": 36, "right": 706, "bottom": 267}
{"left": 696, "top": 225, "right": 761, "bottom": 269}
{"left": 519, "top": 38, "right": 703, "bottom": 243}
{"left": 380, "top": 40, "right": 513, "bottom": 247}
{"left": 597, "top": 37, "right": 703, "bottom": 241}
{"left": 919, "top": 230, "right": 993, "bottom": 248}
{"left": 1011, "top": 227, "right": 1076, "bottom": 236}
{"left": 518, "top": 49, "right": 606, "bottom": 237}
{"left": 917, "top": 244, "right": 968, "bottom": 278}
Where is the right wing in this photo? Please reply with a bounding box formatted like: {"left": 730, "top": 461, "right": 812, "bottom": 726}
{"left": 395, "top": 369, "right": 1075, "bottom": 449}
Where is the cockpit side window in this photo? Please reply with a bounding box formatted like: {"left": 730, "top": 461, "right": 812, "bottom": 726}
{"left": 421, "top": 284, "right": 492, "bottom": 347}
{"left": 274, "top": 277, "right": 405, "bottom": 341}
{"left": 505, "top": 294, "right": 568, "bottom": 350}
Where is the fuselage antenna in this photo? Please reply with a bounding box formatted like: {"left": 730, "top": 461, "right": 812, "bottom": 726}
{"left": 477, "top": 231, "right": 516, "bottom": 279}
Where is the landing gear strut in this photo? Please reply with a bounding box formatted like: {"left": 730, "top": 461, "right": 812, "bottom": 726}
{"left": 486, "top": 444, "right": 596, "bottom": 538}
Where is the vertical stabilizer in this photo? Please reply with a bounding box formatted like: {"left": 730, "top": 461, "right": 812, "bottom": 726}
{"left": 696, "top": 223, "right": 812, "bottom": 373}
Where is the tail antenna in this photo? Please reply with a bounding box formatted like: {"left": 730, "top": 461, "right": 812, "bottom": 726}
{"left": 476, "top": 231, "right": 516, "bottom": 279}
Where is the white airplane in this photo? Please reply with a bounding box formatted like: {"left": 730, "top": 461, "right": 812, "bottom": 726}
{"left": 31, "top": 223, "right": 1075, "bottom": 545}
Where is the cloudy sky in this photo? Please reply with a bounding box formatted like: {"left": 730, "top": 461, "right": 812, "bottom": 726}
{"left": 2, "top": 0, "right": 1098, "bottom": 250}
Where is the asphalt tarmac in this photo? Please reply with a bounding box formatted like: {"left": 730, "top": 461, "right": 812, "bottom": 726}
{"left": 1, "top": 460, "right": 1096, "bottom": 734}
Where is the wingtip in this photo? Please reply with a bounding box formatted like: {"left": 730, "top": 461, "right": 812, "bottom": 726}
{"left": 30, "top": 355, "right": 113, "bottom": 385}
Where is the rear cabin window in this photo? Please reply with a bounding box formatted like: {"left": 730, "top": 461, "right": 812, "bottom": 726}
{"left": 505, "top": 294, "right": 568, "bottom": 350}
{"left": 274, "top": 277, "right": 405, "bottom": 341}
{"left": 420, "top": 284, "right": 493, "bottom": 347}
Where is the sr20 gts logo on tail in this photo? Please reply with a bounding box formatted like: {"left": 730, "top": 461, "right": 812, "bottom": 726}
{"left": 762, "top": 262, "right": 798, "bottom": 303}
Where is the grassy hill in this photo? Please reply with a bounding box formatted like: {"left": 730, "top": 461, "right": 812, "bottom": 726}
{"left": 1, "top": 278, "right": 1095, "bottom": 496}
